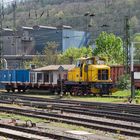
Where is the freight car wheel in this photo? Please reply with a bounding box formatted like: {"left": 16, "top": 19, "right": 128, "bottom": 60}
{"left": 12, "top": 88, "right": 15, "bottom": 93}
{"left": 18, "top": 88, "right": 21, "bottom": 93}
{"left": 6, "top": 89, "right": 10, "bottom": 92}
{"left": 5, "top": 85, "right": 11, "bottom": 93}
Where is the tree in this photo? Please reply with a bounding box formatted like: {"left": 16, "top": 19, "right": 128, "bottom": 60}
{"left": 130, "top": 16, "right": 139, "bottom": 28}
{"left": 24, "top": 41, "right": 59, "bottom": 69}
{"left": 93, "top": 32, "right": 123, "bottom": 65}
{"left": 24, "top": 52, "right": 45, "bottom": 69}
{"left": 43, "top": 41, "right": 59, "bottom": 65}
{"left": 59, "top": 47, "right": 93, "bottom": 64}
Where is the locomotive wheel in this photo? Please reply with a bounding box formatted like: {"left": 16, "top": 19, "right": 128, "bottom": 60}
{"left": 22, "top": 89, "right": 26, "bottom": 92}
{"left": 69, "top": 92, "right": 73, "bottom": 96}
{"left": 63, "top": 91, "right": 67, "bottom": 95}
{"left": 95, "top": 93, "right": 100, "bottom": 97}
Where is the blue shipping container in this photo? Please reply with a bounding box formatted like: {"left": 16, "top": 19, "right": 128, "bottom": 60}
{"left": 0, "top": 69, "right": 30, "bottom": 83}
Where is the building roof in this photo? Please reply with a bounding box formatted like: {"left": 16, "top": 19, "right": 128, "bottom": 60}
{"left": 33, "top": 65, "right": 75, "bottom": 71}
{"left": 33, "top": 25, "right": 57, "bottom": 30}
{"left": 3, "top": 28, "right": 13, "bottom": 31}
{"left": 57, "top": 25, "right": 72, "bottom": 29}
{"left": 22, "top": 26, "right": 33, "bottom": 30}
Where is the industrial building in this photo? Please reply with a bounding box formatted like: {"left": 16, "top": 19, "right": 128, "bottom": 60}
{"left": 22, "top": 25, "right": 89, "bottom": 52}
{"left": 2, "top": 25, "right": 89, "bottom": 69}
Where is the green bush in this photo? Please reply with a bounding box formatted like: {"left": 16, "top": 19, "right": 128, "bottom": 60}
{"left": 135, "top": 90, "right": 140, "bottom": 96}
{"left": 117, "top": 74, "right": 131, "bottom": 90}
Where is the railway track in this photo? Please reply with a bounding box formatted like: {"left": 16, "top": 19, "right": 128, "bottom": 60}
{"left": 0, "top": 93, "right": 140, "bottom": 115}
{"left": 1, "top": 98, "right": 140, "bottom": 124}
{"left": 0, "top": 121, "right": 81, "bottom": 140}
{"left": 0, "top": 93, "right": 140, "bottom": 138}
{"left": 1, "top": 94, "right": 140, "bottom": 123}
{"left": 0, "top": 106, "right": 140, "bottom": 137}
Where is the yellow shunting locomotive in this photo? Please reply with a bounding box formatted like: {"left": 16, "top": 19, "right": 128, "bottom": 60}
{"left": 64, "top": 56, "right": 115, "bottom": 95}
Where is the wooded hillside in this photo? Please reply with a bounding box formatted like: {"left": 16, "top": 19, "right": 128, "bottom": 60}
{"left": 3, "top": 0, "right": 140, "bottom": 40}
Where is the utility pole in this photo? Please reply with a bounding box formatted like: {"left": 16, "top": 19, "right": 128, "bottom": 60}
{"left": 84, "top": 12, "right": 90, "bottom": 47}
{"left": 84, "top": 12, "right": 95, "bottom": 47}
{"left": 13, "top": 1, "right": 16, "bottom": 31}
{"left": 0, "top": 0, "right": 4, "bottom": 69}
{"left": 12, "top": 1, "right": 17, "bottom": 55}
{"left": 124, "top": 16, "right": 131, "bottom": 74}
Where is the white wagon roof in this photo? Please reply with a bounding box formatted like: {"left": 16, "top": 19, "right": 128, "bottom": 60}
{"left": 33, "top": 65, "right": 75, "bottom": 71}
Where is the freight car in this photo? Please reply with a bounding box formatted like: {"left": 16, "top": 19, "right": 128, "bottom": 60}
{"left": 110, "top": 65, "right": 140, "bottom": 89}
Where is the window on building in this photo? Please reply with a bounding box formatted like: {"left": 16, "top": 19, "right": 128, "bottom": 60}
{"left": 50, "top": 72, "right": 53, "bottom": 83}
{"left": 37, "top": 73, "right": 43, "bottom": 82}
{"left": 44, "top": 73, "right": 49, "bottom": 82}
{"left": 30, "top": 73, "right": 35, "bottom": 82}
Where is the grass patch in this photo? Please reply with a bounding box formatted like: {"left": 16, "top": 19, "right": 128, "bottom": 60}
{"left": 0, "top": 112, "right": 47, "bottom": 123}
{"left": 63, "top": 96, "right": 128, "bottom": 103}
{"left": 135, "top": 90, "right": 140, "bottom": 96}
{"left": 112, "top": 90, "right": 131, "bottom": 97}
{"left": 1, "top": 89, "right": 140, "bottom": 104}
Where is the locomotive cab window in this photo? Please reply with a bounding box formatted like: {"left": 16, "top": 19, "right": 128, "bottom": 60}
{"left": 76, "top": 60, "right": 81, "bottom": 67}
{"left": 86, "top": 59, "right": 94, "bottom": 65}
{"left": 98, "top": 69, "right": 108, "bottom": 80}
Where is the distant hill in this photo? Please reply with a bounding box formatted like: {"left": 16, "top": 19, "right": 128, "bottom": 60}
{"left": 3, "top": 0, "right": 140, "bottom": 40}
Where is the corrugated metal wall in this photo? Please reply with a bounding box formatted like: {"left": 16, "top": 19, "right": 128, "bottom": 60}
{"left": 62, "top": 29, "right": 88, "bottom": 51}
{"left": 31, "top": 28, "right": 62, "bottom": 52}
